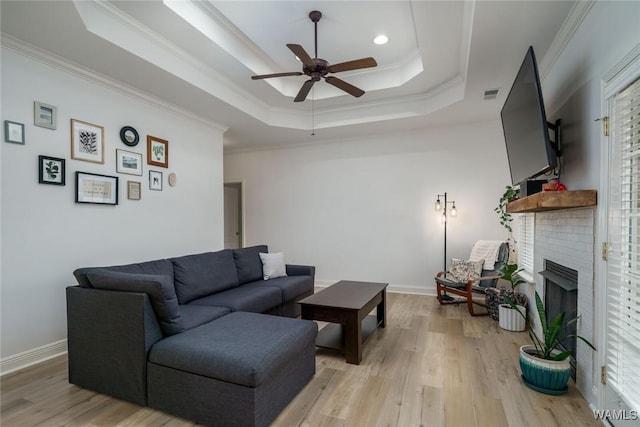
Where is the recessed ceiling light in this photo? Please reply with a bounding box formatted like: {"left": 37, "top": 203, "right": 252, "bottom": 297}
{"left": 373, "top": 35, "right": 389, "bottom": 45}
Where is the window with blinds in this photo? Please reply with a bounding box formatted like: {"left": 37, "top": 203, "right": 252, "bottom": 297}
{"left": 517, "top": 213, "right": 535, "bottom": 281}
{"left": 607, "top": 76, "right": 640, "bottom": 411}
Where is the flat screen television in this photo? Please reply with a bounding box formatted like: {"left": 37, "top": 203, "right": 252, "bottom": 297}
{"left": 500, "top": 46, "right": 558, "bottom": 186}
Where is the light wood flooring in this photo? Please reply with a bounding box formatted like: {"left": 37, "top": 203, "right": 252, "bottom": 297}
{"left": 1, "top": 292, "right": 601, "bottom": 426}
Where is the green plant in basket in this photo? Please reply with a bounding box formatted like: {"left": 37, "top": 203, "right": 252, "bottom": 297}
{"left": 496, "top": 263, "right": 527, "bottom": 290}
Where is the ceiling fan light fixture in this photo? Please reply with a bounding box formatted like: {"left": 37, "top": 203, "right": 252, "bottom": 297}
{"left": 373, "top": 34, "right": 389, "bottom": 45}
{"left": 250, "top": 10, "right": 378, "bottom": 102}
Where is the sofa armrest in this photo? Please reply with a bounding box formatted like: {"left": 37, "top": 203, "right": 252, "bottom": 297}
{"left": 66, "top": 286, "right": 163, "bottom": 405}
{"left": 285, "top": 264, "right": 315, "bottom": 279}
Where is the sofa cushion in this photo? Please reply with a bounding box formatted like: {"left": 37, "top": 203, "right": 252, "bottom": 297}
{"left": 259, "top": 252, "right": 287, "bottom": 280}
{"left": 179, "top": 305, "right": 230, "bottom": 330}
{"left": 148, "top": 312, "right": 317, "bottom": 387}
{"left": 189, "top": 285, "right": 281, "bottom": 313}
{"left": 86, "top": 270, "right": 184, "bottom": 336}
{"left": 170, "top": 250, "right": 239, "bottom": 304}
{"left": 232, "top": 245, "right": 268, "bottom": 284}
{"left": 243, "top": 275, "right": 313, "bottom": 302}
{"left": 73, "top": 259, "right": 174, "bottom": 288}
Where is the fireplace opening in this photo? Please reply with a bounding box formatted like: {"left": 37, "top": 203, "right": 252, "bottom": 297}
{"left": 539, "top": 259, "right": 578, "bottom": 379}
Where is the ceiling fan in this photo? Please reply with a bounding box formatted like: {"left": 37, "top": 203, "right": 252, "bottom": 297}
{"left": 251, "top": 10, "right": 378, "bottom": 102}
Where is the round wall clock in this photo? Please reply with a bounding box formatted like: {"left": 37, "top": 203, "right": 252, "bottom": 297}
{"left": 119, "top": 126, "right": 139, "bottom": 147}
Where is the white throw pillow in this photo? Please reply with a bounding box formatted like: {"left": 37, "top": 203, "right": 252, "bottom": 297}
{"left": 259, "top": 252, "right": 287, "bottom": 280}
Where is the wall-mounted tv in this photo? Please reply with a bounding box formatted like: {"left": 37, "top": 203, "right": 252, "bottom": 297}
{"left": 500, "top": 46, "right": 559, "bottom": 186}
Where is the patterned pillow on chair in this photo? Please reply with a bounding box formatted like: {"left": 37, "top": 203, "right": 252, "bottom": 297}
{"left": 448, "top": 258, "right": 484, "bottom": 282}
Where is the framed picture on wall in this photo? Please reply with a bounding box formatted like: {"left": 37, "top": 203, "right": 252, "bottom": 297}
{"left": 116, "top": 149, "right": 143, "bottom": 176}
{"left": 127, "top": 181, "right": 141, "bottom": 200}
{"left": 34, "top": 101, "right": 57, "bottom": 130}
{"left": 147, "top": 135, "right": 168, "bottom": 168}
{"left": 76, "top": 172, "right": 118, "bottom": 205}
{"left": 71, "top": 119, "right": 104, "bottom": 164}
{"left": 149, "top": 170, "right": 163, "bottom": 191}
{"left": 4, "top": 120, "right": 25, "bottom": 144}
{"left": 38, "top": 155, "right": 65, "bottom": 185}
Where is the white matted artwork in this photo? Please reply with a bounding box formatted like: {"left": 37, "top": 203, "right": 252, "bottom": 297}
{"left": 71, "top": 119, "right": 104, "bottom": 164}
{"left": 149, "top": 170, "right": 163, "bottom": 191}
{"left": 34, "top": 101, "right": 57, "bottom": 130}
{"left": 75, "top": 172, "right": 118, "bottom": 205}
{"left": 116, "top": 149, "right": 143, "bottom": 176}
{"left": 4, "top": 120, "right": 25, "bottom": 144}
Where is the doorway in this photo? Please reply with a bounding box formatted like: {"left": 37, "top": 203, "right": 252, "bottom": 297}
{"left": 224, "top": 182, "right": 243, "bottom": 249}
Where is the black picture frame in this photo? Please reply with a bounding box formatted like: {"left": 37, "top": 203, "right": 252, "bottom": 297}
{"left": 38, "top": 155, "right": 65, "bottom": 185}
{"left": 75, "top": 171, "right": 119, "bottom": 205}
{"left": 120, "top": 126, "right": 139, "bottom": 147}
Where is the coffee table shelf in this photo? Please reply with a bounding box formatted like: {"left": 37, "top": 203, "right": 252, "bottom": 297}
{"left": 315, "top": 315, "right": 381, "bottom": 351}
{"left": 299, "top": 280, "right": 388, "bottom": 365}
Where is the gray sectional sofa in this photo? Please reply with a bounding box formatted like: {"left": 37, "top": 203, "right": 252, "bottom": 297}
{"left": 66, "top": 245, "right": 317, "bottom": 427}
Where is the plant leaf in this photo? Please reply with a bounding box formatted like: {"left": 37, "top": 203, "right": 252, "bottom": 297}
{"left": 552, "top": 350, "right": 572, "bottom": 361}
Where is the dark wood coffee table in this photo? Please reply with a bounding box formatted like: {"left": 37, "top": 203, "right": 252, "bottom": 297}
{"left": 298, "top": 280, "right": 388, "bottom": 365}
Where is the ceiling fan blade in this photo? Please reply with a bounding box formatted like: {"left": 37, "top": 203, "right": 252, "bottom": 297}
{"left": 328, "top": 57, "right": 377, "bottom": 73}
{"left": 294, "top": 79, "right": 316, "bottom": 102}
{"left": 251, "top": 72, "right": 303, "bottom": 80}
{"left": 325, "top": 76, "right": 365, "bottom": 98}
{"left": 287, "top": 44, "right": 316, "bottom": 69}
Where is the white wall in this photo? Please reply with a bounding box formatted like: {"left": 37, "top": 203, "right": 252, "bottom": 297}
{"left": 0, "top": 47, "right": 225, "bottom": 364}
{"left": 534, "top": 0, "right": 640, "bottom": 408}
{"left": 224, "top": 121, "right": 510, "bottom": 293}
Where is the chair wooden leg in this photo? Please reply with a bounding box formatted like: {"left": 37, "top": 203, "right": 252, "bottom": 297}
{"left": 467, "top": 297, "right": 489, "bottom": 316}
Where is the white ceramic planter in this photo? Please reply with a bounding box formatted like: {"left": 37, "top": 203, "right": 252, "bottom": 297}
{"left": 498, "top": 304, "right": 526, "bottom": 331}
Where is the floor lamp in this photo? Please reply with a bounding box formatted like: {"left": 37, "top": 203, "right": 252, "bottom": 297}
{"left": 435, "top": 192, "right": 457, "bottom": 300}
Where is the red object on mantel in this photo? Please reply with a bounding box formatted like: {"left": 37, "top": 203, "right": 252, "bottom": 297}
{"left": 542, "top": 180, "right": 567, "bottom": 192}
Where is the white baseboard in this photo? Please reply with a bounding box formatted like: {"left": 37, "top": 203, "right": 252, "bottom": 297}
{"left": 314, "top": 280, "right": 436, "bottom": 296}
{"left": 0, "top": 339, "right": 67, "bottom": 376}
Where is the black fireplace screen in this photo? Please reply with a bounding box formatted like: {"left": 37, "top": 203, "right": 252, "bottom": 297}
{"left": 540, "top": 260, "right": 578, "bottom": 378}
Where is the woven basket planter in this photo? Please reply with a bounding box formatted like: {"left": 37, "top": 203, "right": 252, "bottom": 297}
{"left": 485, "top": 287, "right": 527, "bottom": 321}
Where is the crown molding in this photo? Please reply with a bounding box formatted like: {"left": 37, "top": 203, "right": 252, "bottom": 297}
{"left": 1, "top": 34, "right": 229, "bottom": 133}
{"left": 538, "top": 0, "right": 596, "bottom": 80}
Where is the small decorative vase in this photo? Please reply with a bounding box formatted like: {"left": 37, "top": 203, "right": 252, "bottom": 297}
{"left": 519, "top": 345, "right": 571, "bottom": 394}
{"left": 498, "top": 304, "right": 526, "bottom": 331}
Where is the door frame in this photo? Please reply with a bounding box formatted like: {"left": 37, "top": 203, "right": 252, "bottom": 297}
{"left": 224, "top": 181, "right": 244, "bottom": 249}
{"left": 596, "top": 45, "right": 640, "bottom": 415}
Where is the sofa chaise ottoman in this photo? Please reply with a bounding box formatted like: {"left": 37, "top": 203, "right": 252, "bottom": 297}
{"left": 66, "top": 245, "right": 317, "bottom": 426}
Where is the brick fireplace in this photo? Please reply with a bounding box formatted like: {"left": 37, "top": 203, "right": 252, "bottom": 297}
{"left": 533, "top": 207, "right": 596, "bottom": 399}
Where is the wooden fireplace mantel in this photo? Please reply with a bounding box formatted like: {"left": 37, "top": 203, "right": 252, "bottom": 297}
{"left": 506, "top": 190, "right": 597, "bottom": 213}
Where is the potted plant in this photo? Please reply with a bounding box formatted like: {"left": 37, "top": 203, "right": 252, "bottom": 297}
{"left": 495, "top": 185, "right": 519, "bottom": 233}
{"left": 506, "top": 291, "right": 596, "bottom": 394}
{"left": 484, "top": 263, "right": 527, "bottom": 324}
{"left": 496, "top": 263, "right": 528, "bottom": 331}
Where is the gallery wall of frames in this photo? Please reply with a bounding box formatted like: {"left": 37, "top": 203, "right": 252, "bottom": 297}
{"left": 0, "top": 47, "right": 226, "bottom": 361}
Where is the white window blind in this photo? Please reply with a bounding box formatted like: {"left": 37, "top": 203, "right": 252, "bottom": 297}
{"left": 607, "top": 76, "right": 640, "bottom": 411}
{"left": 517, "top": 213, "right": 535, "bottom": 279}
